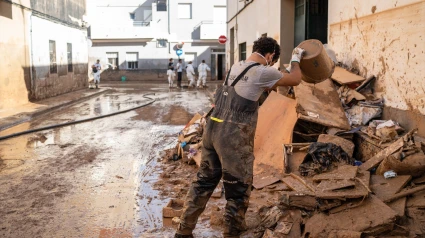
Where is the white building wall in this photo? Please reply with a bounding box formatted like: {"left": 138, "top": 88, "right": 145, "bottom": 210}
{"left": 226, "top": 0, "right": 282, "bottom": 69}
{"left": 88, "top": 0, "right": 227, "bottom": 80}
{"left": 31, "top": 15, "right": 89, "bottom": 99}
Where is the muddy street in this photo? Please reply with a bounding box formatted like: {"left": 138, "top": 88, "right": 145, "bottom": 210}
{"left": 0, "top": 83, "right": 221, "bottom": 238}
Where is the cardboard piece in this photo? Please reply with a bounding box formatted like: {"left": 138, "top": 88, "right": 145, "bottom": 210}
{"left": 253, "top": 175, "right": 281, "bottom": 190}
{"left": 384, "top": 185, "right": 425, "bottom": 203}
{"left": 331, "top": 66, "right": 366, "bottom": 85}
{"left": 316, "top": 179, "right": 356, "bottom": 192}
{"left": 294, "top": 79, "right": 350, "bottom": 130}
{"left": 313, "top": 165, "right": 358, "bottom": 182}
{"left": 315, "top": 180, "right": 369, "bottom": 199}
{"left": 304, "top": 195, "right": 397, "bottom": 236}
{"left": 407, "top": 190, "right": 425, "bottom": 208}
{"left": 370, "top": 175, "right": 411, "bottom": 201}
{"left": 388, "top": 197, "right": 407, "bottom": 217}
{"left": 254, "top": 91, "right": 298, "bottom": 175}
{"left": 281, "top": 175, "right": 314, "bottom": 195}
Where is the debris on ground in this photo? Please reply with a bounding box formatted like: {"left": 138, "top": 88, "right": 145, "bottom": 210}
{"left": 156, "top": 60, "right": 425, "bottom": 237}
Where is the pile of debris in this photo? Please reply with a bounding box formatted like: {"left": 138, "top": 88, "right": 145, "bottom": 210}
{"left": 161, "top": 65, "right": 425, "bottom": 237}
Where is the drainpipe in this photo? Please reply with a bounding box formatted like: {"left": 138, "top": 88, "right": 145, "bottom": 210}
{"left": 168, "top": 0, "right": 170, "bottom": 53}
{"left": 29, "top": 13, "right": 35, "bottom": 99}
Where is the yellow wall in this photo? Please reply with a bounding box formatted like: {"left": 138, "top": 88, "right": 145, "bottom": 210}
{"left": 0, "top": 1, "right": 32, "bottom": 109}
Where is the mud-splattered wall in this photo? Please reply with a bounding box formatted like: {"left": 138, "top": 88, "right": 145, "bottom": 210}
{"left": 31, "top": 0, "right": 86, "bottom": 24}
{"left": 0, "top": 0, "right": 32, "bottom": 110}
{"left": 328, "top": 0, "right": 425, "bottom": 135}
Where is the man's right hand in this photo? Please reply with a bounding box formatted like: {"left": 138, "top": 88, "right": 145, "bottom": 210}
{"left": 291, "top": 47, "right": 305, "bottom": 63}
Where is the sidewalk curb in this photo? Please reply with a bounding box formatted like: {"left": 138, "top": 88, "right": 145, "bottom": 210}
{"left": 0, "top": 89, "right": 111, "bottom": 131}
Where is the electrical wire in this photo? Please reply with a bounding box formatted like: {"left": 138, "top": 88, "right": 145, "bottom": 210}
{"left": 0, "top": 94, "right": 156, "bottom": 141}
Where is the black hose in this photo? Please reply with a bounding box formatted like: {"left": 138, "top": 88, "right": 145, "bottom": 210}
{"left": 0, "top": 94, "right": 156, "bottom": 141}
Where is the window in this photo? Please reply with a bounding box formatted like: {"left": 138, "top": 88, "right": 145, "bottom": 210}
{"left": 126, "top": 52, "right": 138, "bottom": 69}
{"left": 239, "top": 42, "right": 246, "bottom": 61}
{"left": 106, "top": 52, "right": 118, "bottom": 69}
{"left": 157, "top": 0, "right": 167, "bottom": 11}
{"left": 49, "top": 40, "right": 57, "bottom": 74}
{"left": 130, "top": 12, "right": 135, "bottom": 20}
{"left": 157, "top": 39, "right": 168, "bottom": 48}
{"left": 178, "top": 3, "right": 192, "bottom": 19}
{"left": 67, "top": 43, "right": 73, "bottom": 72}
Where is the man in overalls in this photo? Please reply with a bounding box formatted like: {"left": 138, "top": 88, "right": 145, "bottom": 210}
{"left": 175, "top": 37, "right": 305, "bottom": 238}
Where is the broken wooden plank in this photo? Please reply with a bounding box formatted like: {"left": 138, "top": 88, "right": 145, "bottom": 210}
{"left": 318, "top": 134, "right": 355, "bottom": 157}
{"left": 331, "top": 66, "right": 366, "bottom": 85}
{"left": 304, "top": 195, "right": 397, "bottom": 236}
{"left": 388, "top": 197, "right": 407, "bottom": 217}
{"left": 253, "top": 175, "right": 281, "bottom": 190}
{"left": 289, "top": 173, "right": 315, "bottom": 192}
{"left": 294, "top": 79, "right": 350, "bottom": 130}
{"left": 359, "top": 130, "right": 417, "bottom": 171}
{"left": 316, "top": 179, "right": 356, "bottom": 192}
{"left": 384, "top": 185, "right": 425, "bottom": 203}
{"left": 254, "top": 91, "right": 298, "bottom": 175}
{"left": 280, "top": 192, "right": 317, "bottom": 210}
{"left": 359, "top": 137, "right": 405, "bottom": 171}
{"left": 281, "top": 176, "right": 314, "bottom": 195}
{"left": 370, "top": 175, "right": 412, "bottom": 201}
{"left": 312, "top": 165, "right": 358, "bottom": 182}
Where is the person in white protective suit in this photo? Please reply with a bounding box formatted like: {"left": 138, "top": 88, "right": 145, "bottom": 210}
{"left": 90, "top": 59, "right": 102, "bottom": 89}
{"left": 197, "top": 60, "right": 210, "bottom": 88}
{"left": 186, "top": 61, "right": 196, "bottom": 88}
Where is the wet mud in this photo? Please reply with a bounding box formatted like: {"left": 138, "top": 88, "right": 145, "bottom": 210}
{"left": 0, "top": 83, "right": 214, "bottom": 237}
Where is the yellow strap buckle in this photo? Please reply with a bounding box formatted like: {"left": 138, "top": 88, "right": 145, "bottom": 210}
{"left": 210, "top": 116, "right": 223, "bottom": 123}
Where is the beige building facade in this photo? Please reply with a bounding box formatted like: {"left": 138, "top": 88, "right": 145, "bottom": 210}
{"left": 226, "top": 0, "right": 425, "bottom": 135}
{"left": 0, "top": 0, "right": 89, "bottom": 110}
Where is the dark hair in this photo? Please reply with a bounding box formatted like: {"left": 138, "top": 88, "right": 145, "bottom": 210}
{"left": 178, "top": 59, "right": 182, "bottom": 62}
{"left": 169, "top": 58, "right": 173, "bottom": 61}
{"left": 252, "top": 36, "right": 280, "bottom": 60}
{"left": 272, "top": 43, "right": 280, "bottom": 63}
{"left": 202, "top": 60, "right": 205, "bottom": 63}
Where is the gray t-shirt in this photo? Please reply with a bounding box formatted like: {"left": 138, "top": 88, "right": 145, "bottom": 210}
{"left": 226, "top": 61, "right": 283, "bottom": 101}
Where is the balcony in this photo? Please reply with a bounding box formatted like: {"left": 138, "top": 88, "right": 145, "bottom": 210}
{"left": 192, "top": 21, "right": 226, "bottom": 40}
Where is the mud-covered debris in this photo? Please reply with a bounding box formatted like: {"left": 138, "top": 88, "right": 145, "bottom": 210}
{"left": 259, "top": 206, "right": 284, "bottom": 229}
{"left": 163, "top": 199, "right": 184, "bottom": 218}
{"left": 299, "top": 142, "right": 354, "bottom": 176}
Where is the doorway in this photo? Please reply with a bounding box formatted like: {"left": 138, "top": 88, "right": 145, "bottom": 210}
{"left": 217, "top": 54, "right": 224, "bottom": 80}
{"left": 294, "top": 0, "right": 328, "bottom": 46}
{"left": 211, "top": 49, "right": 225, "bottom": 80}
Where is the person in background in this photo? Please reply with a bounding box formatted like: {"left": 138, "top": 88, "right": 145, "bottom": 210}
{"left": 186, "top": 61, "right": 196, "bottom": 88}
{"left": 175, "top": 36, "right": 305, "bottom": 238}
{"left": 197, "top": 60, "right": 211, "bottom": 88}
{"left": 167, "top": 66, "right": 176, "bottom": 88}
{"left": 176, "top": 59, "right": 183, "bottom": 88}
{"left": 91, "top": 59, "right": 102, "bottom": 89}
{"left": 168, "top": 58, "right": 174, "bottom": 70}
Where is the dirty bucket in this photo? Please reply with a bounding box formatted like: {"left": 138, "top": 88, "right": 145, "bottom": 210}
{"left": 121, "top": 76, "right": 127, "bottom": 82}
{"left": 298, "top": 39, "right": 335, "bottom": 84}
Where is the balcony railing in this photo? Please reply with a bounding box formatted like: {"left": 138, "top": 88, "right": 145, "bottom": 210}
{"left": 133, "top": 21, "right": 150, "bottom": 27}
